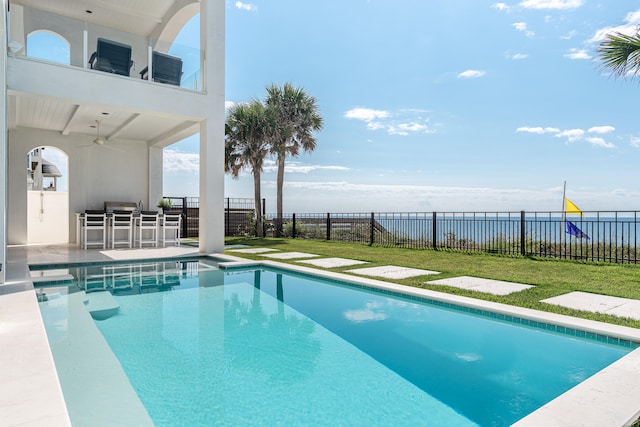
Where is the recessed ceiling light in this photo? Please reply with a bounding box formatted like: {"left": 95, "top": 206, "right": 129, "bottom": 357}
{"left": 101, "top": 112, "right": 109, "bottom": 115}
{"left": 86, "top": 10, "right": 92, "bottom": 14}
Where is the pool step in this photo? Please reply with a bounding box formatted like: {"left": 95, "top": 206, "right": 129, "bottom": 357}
{"left": 31, "top": 274, "right": 75, "bottom": 285}
{"left": 30, "top": 269, "right": 75, "bottom": 286}
{"left": 84, "top": 291, "right": 120, "bottom": 320}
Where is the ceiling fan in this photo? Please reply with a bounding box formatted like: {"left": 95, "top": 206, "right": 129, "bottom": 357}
{"left": 92, "top": 119, "right": 105, "bottom": 145}
{"left": 82, "top": 119, "right": 123, "bottom": 151}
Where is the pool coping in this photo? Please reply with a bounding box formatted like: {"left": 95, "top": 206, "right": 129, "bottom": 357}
{"left": 4, "top": 251, "right": 640, "bottom": 427}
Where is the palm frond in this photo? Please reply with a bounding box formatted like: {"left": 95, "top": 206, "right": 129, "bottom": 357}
{"left": 596, "top": 31, "right": 640, "bottom": 79}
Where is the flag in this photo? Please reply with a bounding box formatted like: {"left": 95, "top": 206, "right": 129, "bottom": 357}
{"left": 565, "top": 198, "right": 583, "bottom": 215}
{"left": 566, "top": 220, "right": 590, "bottom": 240}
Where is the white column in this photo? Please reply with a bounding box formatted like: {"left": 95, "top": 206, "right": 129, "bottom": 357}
{"left": 148, "top": 145, "right": 163, "bottom": 212}
{"left": 0, "top": 1, "right": 8, "bottom": 283}
{"left": 147, "top": 46, "right": 153, "bottom": 81}
{"left": 83, "top": 30, "right": 88, "bottom": 68}
{"left": 198, "top": 0, "right": 225, "bottom": 254}
{"left": 8, "top": 4, "right": 25, "bottom": 54}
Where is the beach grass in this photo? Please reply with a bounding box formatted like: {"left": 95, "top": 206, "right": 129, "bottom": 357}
{"left": 224, "top": 236, "right": 640, "bottom": 328}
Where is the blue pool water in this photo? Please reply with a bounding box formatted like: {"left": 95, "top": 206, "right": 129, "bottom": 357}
{"left": 36, "top": 258, "right": 634, "bottom": 426}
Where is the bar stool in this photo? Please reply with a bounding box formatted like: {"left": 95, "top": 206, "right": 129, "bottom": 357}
{"left": 83, "top": 210, "right": 107, "bottom": 249}
{"left": 110, "top": 210, "right": 134, "bottom": 248}
{"left": 161, "top": 213, "right": 182, "bottom": 246}
{"left": 137, "top": 210, "right": 159, "bottom": 248}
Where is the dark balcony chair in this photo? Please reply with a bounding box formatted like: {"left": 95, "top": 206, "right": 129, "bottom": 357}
{"left": 139, "top": 51, "right": 183, "bottom": 86}
{"left": 89, "top": 38, "right": 133, "bottom": 77}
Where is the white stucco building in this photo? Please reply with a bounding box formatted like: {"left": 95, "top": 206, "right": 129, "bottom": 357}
{"left": 0, "top": 0, "right": 226, "bottom": 284}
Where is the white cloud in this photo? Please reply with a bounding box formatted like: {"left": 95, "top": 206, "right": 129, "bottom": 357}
{"left": 517, "top": 125, "right": 617, "bottom": 148}
{"left": 492, "top": 3, "right": 510, "bottom": 11}
{"left": 344, "top": 108, "right": 389, "bottom": 122}
{"left": 631, "top": 137, "right": 640, "bottom": 148}
{"left": 512, "top": 22, "right": 527, "bottom": 31}
{"left": 519, "top": 0, "right": 583, "bottom": 10}
{"left": 561, "top": 30, "right": 577, "bottom": 40}
{"left": 231, "top": 159, "right": 350, "bottom": 177}
{"left": 263, "top": 161, "right": 350, "bottom": 174}
{"left": 457, "top": 69, "right": 486, "bottom": 79}
{"left": 510, "top": 53, "right": 529, "bottom": 60}
{"left": 588, "top": 126, "right": 615, "bottom": 134}
{"left": 253, "top": 180, "right": 640, "bottom": 212}
{"left": 277, "top": 182, "right": 560, "bottom": 212}
{"left": 512, "top": 22, "right": 535, "bottom": 37}
{"left": 345, "top": 107, "right": 434, "bottom": 136}
{"left": 235, "top": 1, "right": 257, "bottom": 12}
{"left": 164, "top": 149, "right": 199, "bottom": 173}
{"left": 366, "top": 121, "right": 386, "bottom": 131}
{"left": 388, "top": 122, "right": 430, "bottom": 135}
{"left": 585, "top": 137, "right": 615, "bottom": 149}
{"left": 564, "top": 48, "right": 591, "bottom": 60}
{"left": 225, "top": 100, "right": 235, "bottom": 110}
{"left": 516, "top": 126, "right": 560, "bottom": 134}
{"left": 556, "top": 128, "right": 585, "bottom": 142}
{"left": 589, "top": 9, "right": 640, "bottom": 43}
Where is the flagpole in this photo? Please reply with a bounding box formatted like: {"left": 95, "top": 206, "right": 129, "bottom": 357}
{"left": 561, "top": 181, "right": 566, "bottom": 249}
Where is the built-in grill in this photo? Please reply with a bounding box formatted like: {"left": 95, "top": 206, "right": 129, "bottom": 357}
{"left": 104, "top": 201, "right": 138, "bottom": 213}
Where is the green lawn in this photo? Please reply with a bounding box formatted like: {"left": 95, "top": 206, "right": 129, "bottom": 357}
{"left": 224, "top": 237, "right": 640, "bottom": 328}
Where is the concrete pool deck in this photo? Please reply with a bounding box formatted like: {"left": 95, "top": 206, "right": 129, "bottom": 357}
{"left": 3, "top": 243, "right": 640, "bottom": 426}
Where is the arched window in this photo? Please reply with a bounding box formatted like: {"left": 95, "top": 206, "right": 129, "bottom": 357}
{"left": 26, "top": 31, "right": 70, "bottom": 65}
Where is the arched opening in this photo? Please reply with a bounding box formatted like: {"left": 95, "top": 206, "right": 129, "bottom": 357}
{"left": 162, "top": 13, "right": 201, "bottom": 238}
{"left": 27, "top": 146, "right": 70, "bottom": 244}
{"left": 26, "top": 30, "right": 70, "bottom": 65}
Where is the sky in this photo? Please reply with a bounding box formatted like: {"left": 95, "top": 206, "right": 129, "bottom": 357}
{"left": 35, "top": 1, "right": 640, "bottom": 213}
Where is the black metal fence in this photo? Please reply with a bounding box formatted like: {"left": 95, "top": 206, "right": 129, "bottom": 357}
{"left": 225, "top": 198, "right": 265, "bottom": 236}
{"left": 164, "top": 197, "right": 264, "bottom": 238}
{"left": 164, "top": 198, "right": 640, "bottom": 264}
{"left": 163, "top": 197, "right": 199, "bottom": 238}
{"left": 263, "top": 211, "right": 640, "bottom": 264}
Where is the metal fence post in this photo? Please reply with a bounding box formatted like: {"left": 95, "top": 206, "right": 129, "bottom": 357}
{"left": 262, "top": 198, "right": 266, "bottom": 238}
{"left": 520, "top": 210, "right": 526, "bottom": 256}
{"left": 370, "top": 212, "right": 375, "bottom": 246}
{"left": 432, "top": 211, "right": 437, "bottom": 250}
{"left": 225, "top": 197, "right": 229, "bottom": 237}
{"left": 292, "top": 213, "right": 297, "bottom": 239}
{"left": 182, "top": 197, "right": 188, "bottom": 238}
{"left": 326, "top": 213, "right": 331, "bottom": 241}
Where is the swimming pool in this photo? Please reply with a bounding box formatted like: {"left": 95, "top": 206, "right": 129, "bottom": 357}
{"left": 35, "top": 257, "right": 637, "bottom": 426}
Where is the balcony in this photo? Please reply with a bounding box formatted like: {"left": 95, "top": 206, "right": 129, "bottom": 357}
{"left": 7, "top": 2, "right": 204, "bottom": 92}
{"left": 5, "top": 1, "right": 210, "bottom": 150}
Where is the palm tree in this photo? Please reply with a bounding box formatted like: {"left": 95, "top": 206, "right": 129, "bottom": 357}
{"left": 265, "top": 82, "right": 323, "bottom": 236}
{"left": 225, "top": 100, "right": 269, "bottom": 237}
{"left": 596, "top": 31, "right": 640, "bottom": 79}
